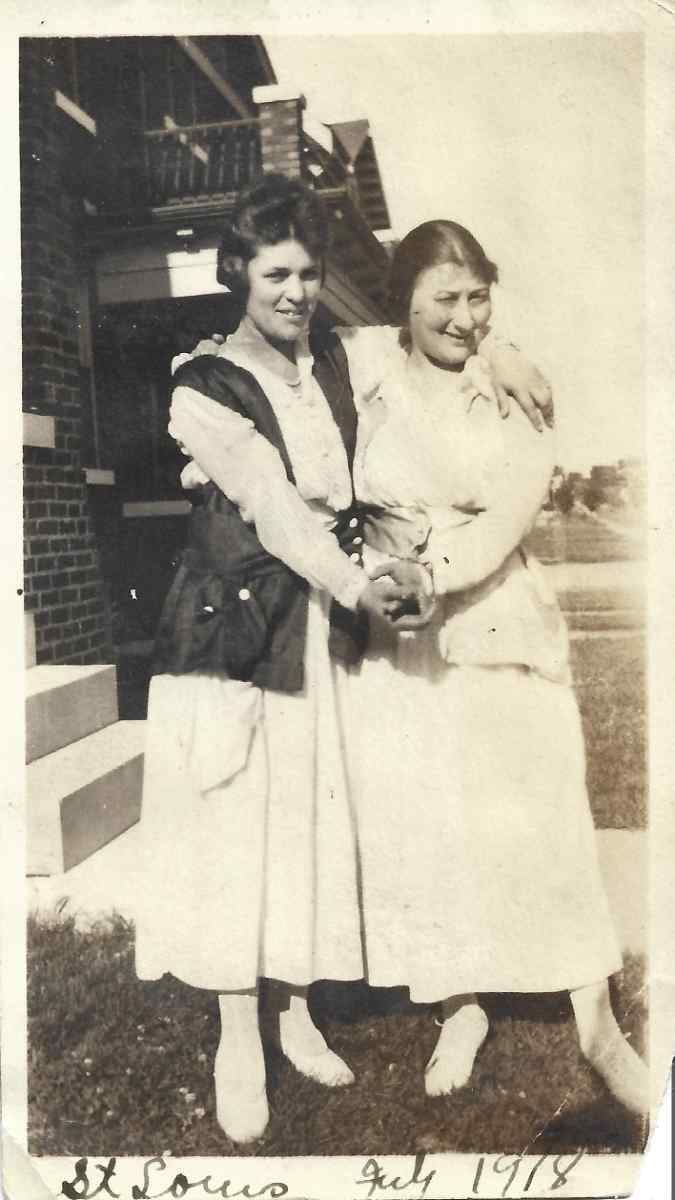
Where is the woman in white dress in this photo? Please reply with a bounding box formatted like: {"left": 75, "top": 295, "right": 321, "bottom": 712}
{"left": 141, "top": 178, "right": 553, "bottom": 1145}
{"left": 348, "top": 219, "right": 648, "bottom": 1114}
{"left": 135, "top": 175, "right": 412, "bottom": 1144}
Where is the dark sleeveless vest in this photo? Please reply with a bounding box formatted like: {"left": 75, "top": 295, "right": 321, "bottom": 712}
{"left": 152, "top": 328, "right": 368, "bottom": 692}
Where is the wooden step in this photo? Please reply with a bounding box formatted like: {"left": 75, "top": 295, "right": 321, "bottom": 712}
{"left": 27, "top": 721, "right": 145, "bottom": 875}
{"left": 26, "top": 664, "right": 118, "bottom": 764}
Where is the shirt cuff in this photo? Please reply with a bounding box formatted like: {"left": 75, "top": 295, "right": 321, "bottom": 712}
{"left": 335, "top": 565, "right": 370, "bottom": 612}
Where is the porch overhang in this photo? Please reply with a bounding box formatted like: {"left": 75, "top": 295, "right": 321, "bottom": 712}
{"left": 88, "top": 189, "right": 391, "bottom": 324}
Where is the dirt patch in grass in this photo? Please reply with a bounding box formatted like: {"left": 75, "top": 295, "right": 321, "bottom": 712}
{"left": 28, "top": 915, "right": 647, "bottom": 1158}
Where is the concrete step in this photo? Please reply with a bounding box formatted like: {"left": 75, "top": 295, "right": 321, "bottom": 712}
{"left": 27, "top": 720, "right": 145, "bottom": 876}
{"left": 26, "top": 664, "right": 118, "bottom": 764}
{"left": 25, "top": 612, "right": 36, "bottom": 669}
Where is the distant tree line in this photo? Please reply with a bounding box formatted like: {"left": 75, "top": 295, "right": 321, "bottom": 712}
{"left": 547, "top": 459, "right": 645, "bottom": 515}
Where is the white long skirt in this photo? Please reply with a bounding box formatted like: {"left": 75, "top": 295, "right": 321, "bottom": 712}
{"left": 350, "top": 622, "right": 623, "bottom": 1003}
{"left": 135, "top": 591, "right": 363, "bottom": 992}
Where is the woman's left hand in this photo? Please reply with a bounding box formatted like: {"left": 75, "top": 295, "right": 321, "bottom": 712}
{"left": 487, "top": 344, "right": 554, "bottom": 431}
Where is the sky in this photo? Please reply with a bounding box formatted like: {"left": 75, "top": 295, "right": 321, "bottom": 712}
{"left": 266, "top": 33, "right": 644, "bottom": 471}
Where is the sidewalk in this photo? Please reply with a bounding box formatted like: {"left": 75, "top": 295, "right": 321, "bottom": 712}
{"left": 544, "top": 558, "right": 644, "bottom": 593}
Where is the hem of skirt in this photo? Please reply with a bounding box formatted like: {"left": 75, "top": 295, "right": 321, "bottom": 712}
{"left": 368, "top": 957, "right": 626, "bottom": 1005}
{"left": 136, "top": 959, "right": 365, "bottom": 992}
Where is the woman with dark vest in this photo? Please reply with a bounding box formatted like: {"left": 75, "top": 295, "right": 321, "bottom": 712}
{"left": 136, "top": 174, "right": 553, "bottom": 1144}
{"left": 134, "top": 175, "right": 417, "bottom": 1145}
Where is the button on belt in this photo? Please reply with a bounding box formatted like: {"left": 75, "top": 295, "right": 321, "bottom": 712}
{"left": 349, "top": 517, "right": 358, "bottom": 528}
{"left": 238, "top": 587, "right": 251, "bottom": 601}
{"left": 349, "top": 552, "right": 361, "bottom": 563}
{"left": 353, "top": 536, "right": 363, "bottom": 546}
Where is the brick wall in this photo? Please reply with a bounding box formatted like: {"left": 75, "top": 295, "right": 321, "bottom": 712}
{"left": 21, "top": 40, "right": 111, "bottom": 664}
{"left": 256, "top": 93, "right": 304, "bottom": 178}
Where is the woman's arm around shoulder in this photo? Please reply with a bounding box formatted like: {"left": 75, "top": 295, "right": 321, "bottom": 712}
{"left": 477, "top": 330, "right": 554, "bottom": 430}
{"left": 334, "top": 324, "right": 402, "bottom": 405}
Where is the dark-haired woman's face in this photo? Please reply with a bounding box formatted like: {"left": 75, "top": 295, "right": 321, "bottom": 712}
{"left": 408, "top": 262, "right": 492, "bottom": 368}
{"left": 245, "top": 239, "right": 322, "bottom": 345}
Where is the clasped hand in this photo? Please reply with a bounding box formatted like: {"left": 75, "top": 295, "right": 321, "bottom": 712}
{"left": 358, "top": 559, "right": 436, "bottom": 630}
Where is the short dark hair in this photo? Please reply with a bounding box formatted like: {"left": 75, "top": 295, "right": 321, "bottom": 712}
{"left": 216, "top": 174, "right": 331, "bottom": 301}
{"left": 388, "top": 219, "right": 499, "bottom": 327}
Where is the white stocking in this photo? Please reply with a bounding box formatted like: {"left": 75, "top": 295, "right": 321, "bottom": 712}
{"left": 425, "top": 995, "right": 489, "bottom": 1097}
{"left": 571, "top": 980, "right": 648, "bottom": 1115}
{"left": 214, "top": 992, "right": 269, "bottom": 1142}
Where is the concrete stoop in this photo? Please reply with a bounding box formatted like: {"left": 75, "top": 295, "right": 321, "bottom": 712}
{"left": 26, "top": 655, "right": 145, "bottom": 876}
{"left": 26, "top": 664, "right": 119, "bottom": 763}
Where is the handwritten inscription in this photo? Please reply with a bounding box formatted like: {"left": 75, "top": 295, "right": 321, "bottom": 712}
{"left": 61, "top": 1150, "right": 585, "bottom": 1200}
{"left": 61, "top": 1159, "right": 289, "bottom": 1200}
{"left": 62, "top": 1158, "right": 120, "bottom": 1199}
{"left": 472, "top": 1151, "right": 585, "bottom": 1196}
{"left": 356, "top": 1154, "right": 436, "bottom": 1198}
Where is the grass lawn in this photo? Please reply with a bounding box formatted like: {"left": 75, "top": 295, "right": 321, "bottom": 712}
{"left": 525, "top": 512, "right": 644, "bottom": 565}
{"left": 27, "top": 915, "right": 647, "bottom": 1158}
{"left": 570, "top": 635, "right": 646, "bottom": 829}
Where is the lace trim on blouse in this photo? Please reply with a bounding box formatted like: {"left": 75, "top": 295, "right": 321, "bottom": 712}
{"left": 219, "top": 325, "right": 353, "bottom": 512}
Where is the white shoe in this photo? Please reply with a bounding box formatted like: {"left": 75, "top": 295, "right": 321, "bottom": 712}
{"left": 425, "top": 1004, "right": 489, "bottom": 1097}
{"left": 283, "top": 1044, "right": 355, "bottom": 1087}
{"left": 279, "top": 995, "right": 354, "bottom": 1087}
{"left": 583, "top": 1032, "right": 649, "bottom": 1115}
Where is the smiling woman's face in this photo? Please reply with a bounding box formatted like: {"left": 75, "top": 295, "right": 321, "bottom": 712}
{"left": 408, "top": 262, "right": 492, "bottom": 369}
{"left": 245, "top": 238, "right": 322, "bottom": 346}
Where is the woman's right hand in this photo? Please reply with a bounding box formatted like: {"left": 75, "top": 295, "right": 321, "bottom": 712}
{"left": 194, "top": 334, "right": 226, "bottom": 355}
{"left": 358, "top": 562, "right": 437, "bottom": 629}
{"left": 172, "top": 335, "right": 226, "bottom": 375}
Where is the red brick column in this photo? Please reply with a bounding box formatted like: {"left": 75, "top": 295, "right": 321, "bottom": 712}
{"left": 252, "top": 85, "right": 305, "bottom": 179}
{"left": 21, "top": 40, "right": 111, "bottom": 664}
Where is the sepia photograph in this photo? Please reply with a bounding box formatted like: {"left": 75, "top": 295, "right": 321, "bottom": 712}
{"left": 4, "top": 5, "right": 675, "bottom": 1198}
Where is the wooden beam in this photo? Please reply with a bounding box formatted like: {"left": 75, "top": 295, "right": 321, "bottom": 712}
{"left": 175, "top": 37, "right": 252, "bottom": 119}
{"left": 253, "top": 36, "right": 277, "bottom": 85}
{"left": 144, "top": 116, "right": 259, "bottom": 136}
{"left": 54, "top": 89, "right": 97, "bottom": 136}
{"left": 324, "top": 259, "right": 388, "bottom": 326}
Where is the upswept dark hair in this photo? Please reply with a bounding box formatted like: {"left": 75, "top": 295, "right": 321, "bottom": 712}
{"left": 388, "top": 219, "right": 499, "bottom": 328}
{"left": 216, "top": 174, "right": 331, "bottom": 302}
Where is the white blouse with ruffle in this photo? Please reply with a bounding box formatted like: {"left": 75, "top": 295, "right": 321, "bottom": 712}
{"left": 169, "top": 320, "right": 367, "bottom": 612}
